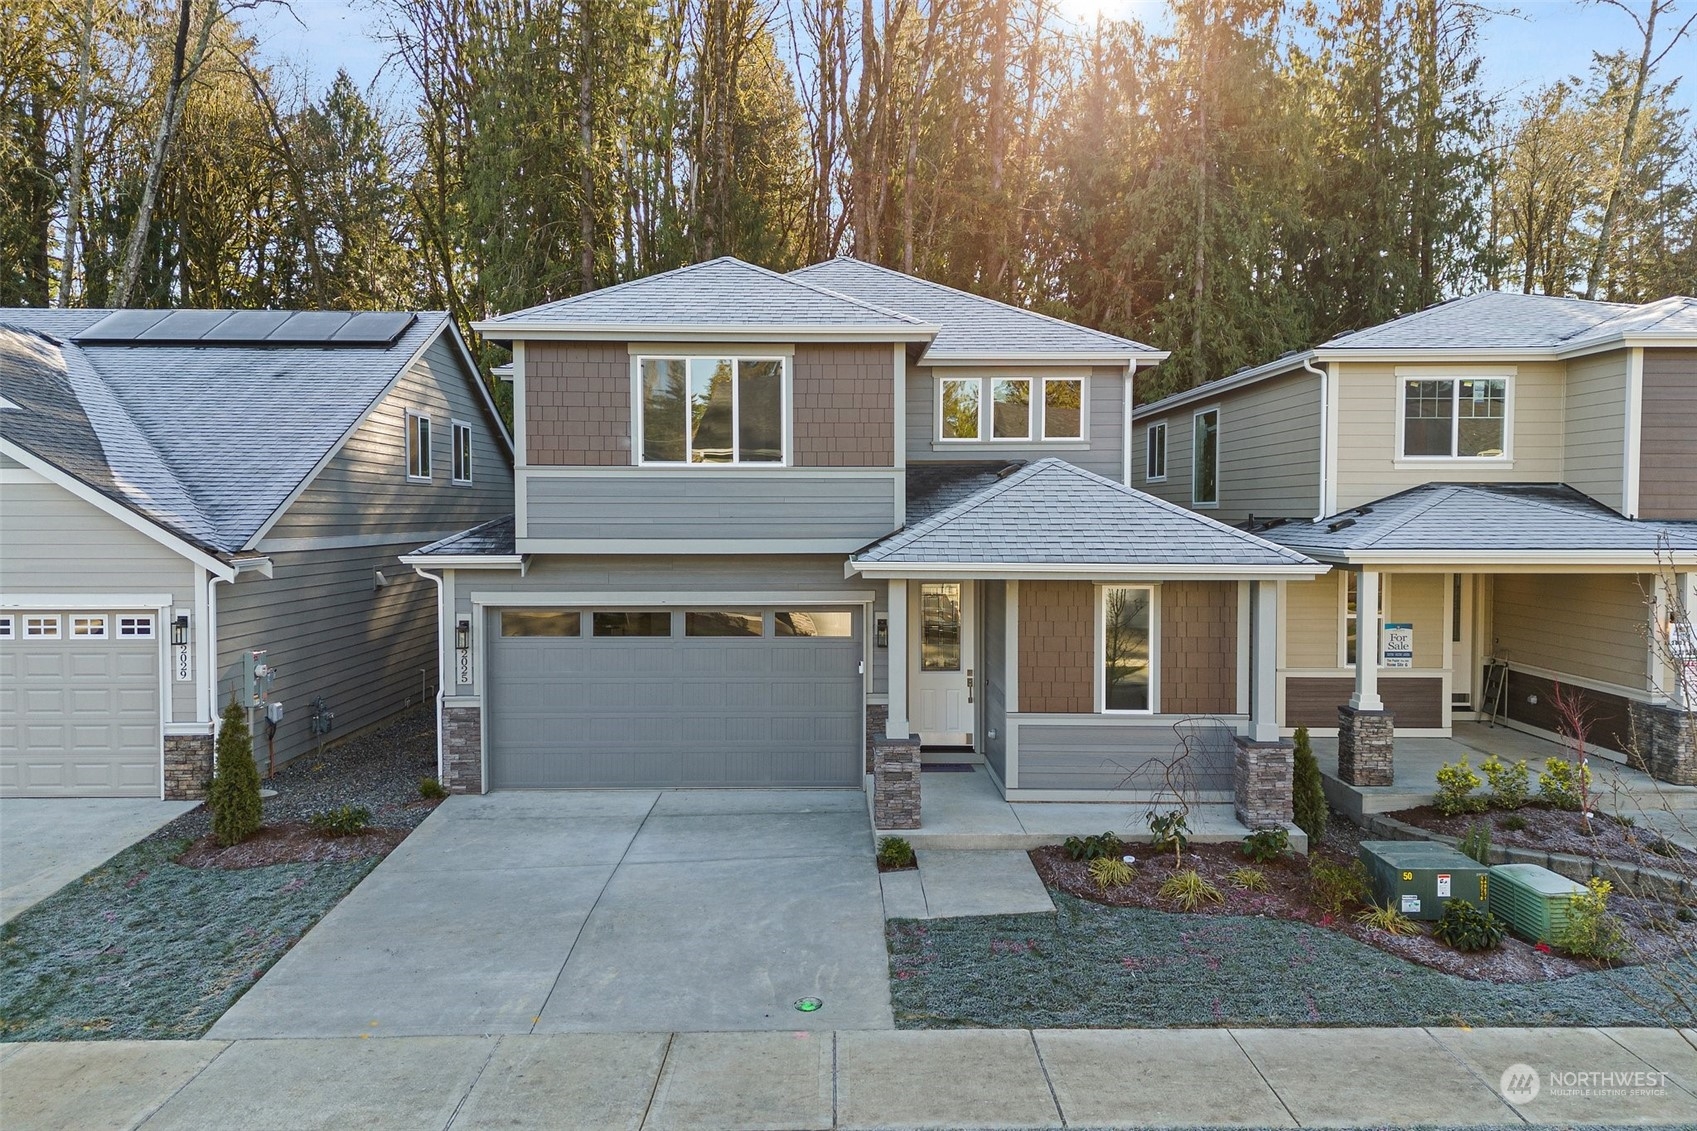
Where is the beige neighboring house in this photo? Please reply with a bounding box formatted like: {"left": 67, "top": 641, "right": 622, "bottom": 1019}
{"left": 0, "top": 309, "right": 511, "bottom": 798}
{"left": 1133, "top": 291, "right": 1697, "bottom": 785}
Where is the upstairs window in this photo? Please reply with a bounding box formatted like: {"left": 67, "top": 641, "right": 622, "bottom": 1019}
{"left": 406, "top": 411, "right": 432, "bottom": 480}
{"left": 1145, "top": 422, "right": 1167, "bottom": 481}
{"left": 1400, "top": 377, "right": 1508, "bottom": 459}
{"left": 451, "top": 421, "right": 473, "bottom": 484}
{"left": 1192, "top": 408, "right": 1219, "bottom": 506}
{"left": 940, "top": 376, "right": 1081, "bottom": 442}
{"left": 639, "top": 357, "right": 785, "bottom": 464}
{"left": 1043, "top": 379, "right": 1083, "bottom": 439}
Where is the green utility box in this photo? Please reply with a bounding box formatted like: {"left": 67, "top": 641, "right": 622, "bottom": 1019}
{"left": 1487, "top": 863, "right": 1586, "bottom": 944}
{"left": 1359, "top": 840, "right": 1490, "bottom": 921}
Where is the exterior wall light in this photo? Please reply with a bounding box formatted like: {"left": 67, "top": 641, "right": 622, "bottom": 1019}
{"left": 171, "top": 614, "right": 190, "bottom": 647}
{"left": 454, "top": 619, "right": 471, "bottom": 651}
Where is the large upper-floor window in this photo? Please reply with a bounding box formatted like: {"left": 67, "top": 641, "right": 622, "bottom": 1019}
{"left": 939, "top": 376, "right": 1084, "bottom": 442}
{"left": 405, "top": 411, "right": 431, "bottom": 480}
{"left": 1192, "top": 408, "right": 1219, "bottom": 506}
{"left": 451, "top": 421, "right": 473, "bottom": 484}
{"left": 1100, "top": 585, "right": 1154, "bottom": 712}
{"left": 1400, "top": 377, "right": 1508, "bottom": 459}
{"left": 1145, "top": 422, "right": 1167, "bottom": 481}
{"left": 639, "top": 356, "right": 786, "bottom": 464}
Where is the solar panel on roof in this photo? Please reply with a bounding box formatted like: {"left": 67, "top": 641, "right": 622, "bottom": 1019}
{"left": 74, "top": 310, "right": 173, "bottom": 342}
{"left": 266, "top": 312, "right": 353, "bottom": 341}
{"left": 200, "top": 310, "right": 293, "bottom": 341}
{"left": 136, "top": 310, "right": 236, "bottom": 341}
{"left": 332, "top": 312, "right": 416, "bottom": 344}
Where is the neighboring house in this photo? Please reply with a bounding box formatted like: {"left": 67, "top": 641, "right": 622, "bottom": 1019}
{"left": 404, "top": 257, "right": 1324, "bottom": 832}
{"left": 1132, "top": 292, "right": 1697, "bottom": 785}
{"left": 0, "top": 309, "right": 512, "bottom": 798}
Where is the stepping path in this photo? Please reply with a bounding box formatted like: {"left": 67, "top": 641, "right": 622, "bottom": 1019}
{"left": 880, "top": 848, "right": 1055, "bottom": 919}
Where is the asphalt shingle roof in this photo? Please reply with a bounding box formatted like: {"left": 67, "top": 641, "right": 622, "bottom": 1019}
{"left": 407, "top": 515, "right": 516, "bottom": 557}
{"left": 905, "top": 461, "right": 1027, "bottom": 525}
{"left": 484, "top": 257, "right": 930, "bottom": 333}
{"left": 791, "top": 258, "right": 1161, "bottom": 362}
{"left": 856, "top": 458, "right": 1315, "bottom": 567}
{"left": 1319, "top": 291, "right": 1697, "bottom": 352}
{"left": 0, "top": 309, "right": 452, "bottom": 554}
{"left": 1262, "top": 483, "right": 1697, "bottom": 557}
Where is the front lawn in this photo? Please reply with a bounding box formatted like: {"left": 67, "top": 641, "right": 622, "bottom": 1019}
{"left": 887, "top": 892, "right": 1697, "bottom": 1029}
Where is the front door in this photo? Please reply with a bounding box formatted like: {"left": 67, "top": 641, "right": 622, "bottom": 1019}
{"left": 911, "top": 581, "right": 975, "bottom": 747}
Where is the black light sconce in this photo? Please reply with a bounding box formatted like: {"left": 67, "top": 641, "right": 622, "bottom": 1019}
{"left": 454, "top": 618, "right": 471, "bottom": 650}
{"left": 171, "top": 614, "right": 190, "bottom": 647}
{"left": 875, "top": 613, "right": 889, "bottom": 649}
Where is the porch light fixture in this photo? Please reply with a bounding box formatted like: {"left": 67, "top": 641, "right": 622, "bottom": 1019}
{"left": 875, "top": 614, "right": 889, "bottom": 649}
{"left": 171, "top": 615, "right": 190, "bottom": 647}
{"left": 455, "top": 618, "right": 471, "bottom": 651}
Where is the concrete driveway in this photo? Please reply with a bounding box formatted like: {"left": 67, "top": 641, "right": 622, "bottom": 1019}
{"left": 0, "top": 798, "right": 199, "bottom": 923}
{"left": 209, "top": 789, "right": 894, "bottom": 1038}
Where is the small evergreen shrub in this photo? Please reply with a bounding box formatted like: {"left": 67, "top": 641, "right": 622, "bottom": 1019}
{"left": 1240, "top": 828, "right": 1291, "bottom": 864}
{"left": 1356, "top": 901, "right": 1420, "bottom": 936}
{"left": 876, "top": 836, "right": 916, "bottom": 869}
{"left": 1555, "top": 878, "right": 1631, "bottom": 961}
{"left": 208, "top": 698, "right": 262, "bottom": 848}
{"left": 1458, "top": 821, "right": 1493, "bottom": 865}
{"left": 1434, "top": 758, "right": 1487, "bottom": 816}
{"left": 1291, "top": 726, "right": 1327, "bottom": 846}
{"left": 1538, "top": 758, "right": 1591, "bottom": 811}
{"left": 1308, "top": 857, "right": 1370, "bottom": 915}
{"left": 1480, "top": 755, "right": 1530, "bottom": 810}
{"left": 1502, "top": 813, "right": 1529, "bottom": 832}
{"left": 1062, "top": 831, "right": 1124, "bottom": 862}
{"left": 308, "top": 805, "right": 372, "bottom": 836}
{"left": 1088, "top": 856, "right": 1135, "bottom": 890}
{"left": 1434, "top": 899, "right": 1505, "bottom": 952}
{"left": 1158, "top": 867, "right": 1223, "bottom": 911}
{"left": 1228, "top": 866, "right": 1268, "bottom": 892}
{"left": 419, "top": 777, "right": 448, "bottom": 800}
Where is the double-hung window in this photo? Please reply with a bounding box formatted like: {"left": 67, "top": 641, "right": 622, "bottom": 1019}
{"left": 1192, "top": 408, "right": 1219, "bottom": 507}
{"left": 1100, "top": 585, "right": 1154, "bottom": 712}
{"left": 939, "top": 376, "right": 1084, "bottom": 442}
{"left": 406, "top": 411, "right": 432, "bottom": 480}
{"left": 451, "top": 421, "right": 473, "bottom": 484}
{"left": 1145, "top": 422, "right": 1167, "bottom": 481}
{"left": 1400, "top": 377, "right": 1508, "bottom": 459}
{"left": 639, "top": 356, "right": 785, "bottom": 464}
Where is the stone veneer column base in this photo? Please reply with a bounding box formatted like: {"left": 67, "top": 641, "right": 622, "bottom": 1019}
{"left": 864, "top": 704, "right": 888, "bottom": 775}
{"left": 163, "top": 734, "right": 214, "bottom": 800}
{"left": 1233, "top": 735, "right": 1294, "bottom": 830}
{"left": 1630, "top": 701, "right": 1697, "bottom": 786}
{"left": 443, "top": 705, "right": 483, "bottom": 794}
{"left": 872, "top": 733, "right": 921, "bottom": 830}
{"left": 1337, "top": 705, "right": 1395, "bottom": 786}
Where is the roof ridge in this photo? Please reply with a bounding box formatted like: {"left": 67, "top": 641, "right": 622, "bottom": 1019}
{"left": 733, "top": 259, "right": 931, "bottom": 327}
{"left": 1357, "top": 484, "right": 1458, "bottom": 548}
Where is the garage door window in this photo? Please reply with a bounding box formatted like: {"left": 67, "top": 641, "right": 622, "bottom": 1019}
{"left": 593, "top": 611, "right": 672, "bottom": 637}
{"left": 685, "top": 611, "right": 762, "bottom": 637}
{"left": 774, "top": 611, "right": 853, "bottom": 637}
{"left": 0, "top": 615, "right": 12, "bottom": 639}
{"left": 72, "top": 615, "right": 108, "bottom": 638}
{"left": 502, "top": 611, "right": 582, "bottom": 637}
{"left": 118, "top": 615, "right": 155, "bottom": 638}
{"left": 24, "top": 615, "right": 59, "bottom": 639}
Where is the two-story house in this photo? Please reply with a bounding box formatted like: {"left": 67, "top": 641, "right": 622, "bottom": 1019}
{"left": 403, "top": 257, "right": 1325, "bottom": 832}
{"left": 1132, "top": 292, "right": 1697, "bottom": 786}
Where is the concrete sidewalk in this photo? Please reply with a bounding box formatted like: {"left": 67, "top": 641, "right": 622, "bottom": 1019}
{"left": 4, "top": 1026, "right": 1693, "bottom": 1130}
{"left": 0, "top": 798, "right": 199, "bottom": 923}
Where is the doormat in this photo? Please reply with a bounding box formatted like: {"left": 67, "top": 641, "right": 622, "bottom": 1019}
{"left": 921, "top": 763, "right": 977, "bottom": 773}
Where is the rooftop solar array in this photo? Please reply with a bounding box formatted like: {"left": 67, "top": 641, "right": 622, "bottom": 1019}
{"left": 75, "top": 309, "right": 418, "bottom": 347}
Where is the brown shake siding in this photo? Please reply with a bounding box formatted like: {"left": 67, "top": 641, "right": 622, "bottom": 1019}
{"left": 525, "top": 343, "right": 631, "bottom": 466}
{"left": 793, "top": 344, "right": 895, "bottom": 467}
{"left": 1639, "top": 348, "right": 1697, "bottom": 520}
{"left": 1018, "top": 581, "right": 1095, "bottom": 713}
{"left": 1159, "top": 581, "right": 1238, "bottom": 715}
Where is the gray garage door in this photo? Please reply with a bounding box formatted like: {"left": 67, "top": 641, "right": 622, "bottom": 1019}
{"left": 0, "top": 612, "right": 162, "bottom": 797}
{"left": 486, "top": 608, "right": 864, "bottom": 788}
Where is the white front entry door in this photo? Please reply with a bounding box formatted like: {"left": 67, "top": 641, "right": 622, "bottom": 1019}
{"left": 911, "top": 581, "right": 975, "bottom": 747}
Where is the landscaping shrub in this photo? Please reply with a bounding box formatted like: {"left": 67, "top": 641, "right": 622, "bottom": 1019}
{"left": 1356, "top": 901, "right": 1420, "bottom": 936}
{"left": 1502, "top": 813, "right": 1529, "bottom": 832}
{"left": 1434, "top": 899, "right": 1505, "bottom": 952}
{"left": 1556, "top": 878, "right": 1631, "bottom": 962}
{"left": 1458, "top": 821, "right": 1493, "bottom": 865}
{"left": 1158, "top": 867, "right": 1223, "bottom": 911}
{"left": 1147, "top": 811, "right": 1189, "bottom": 863}
{"left": 1240, "top": 828, "right": 1290, "bottom": 864}
{"left": 1308, "top": 857, "right": 1370, "bottom": 915}
{"left": 1291, "top": 726, "right": 1327, "bottom": 845}
{"left": 208, "top": 698, "right": 262, "bottom": 848}
{"left": 1228, "top": 866, "right": 1267, "bottom": 892}
{"left": 1434, "top": 757, "right": 1487, "bottom": 816}
{"left": 877, "top": 836, "right": 916, "bottom": 869}
{"left": 308, "top": 805, "right": 372, "bottom": 836}
{"left": 419, "top": 777, "right": 448, "bottom": 800}
{"left": 1538, "top": 757, "right": 1591, "bottom": 812}
{"left": 1088, "top": 857, "right": 1135, "bottom": 890}
{"left": 1480, "top": 755, "right": 1531, "bottom": 809}
{"left": 1062, "top": 832, "right": 1123, "bottom": 862}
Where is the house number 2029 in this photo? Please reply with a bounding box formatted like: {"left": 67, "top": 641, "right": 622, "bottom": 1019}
{"left": 174, "top": 644, "right": 192, "bottom": 682}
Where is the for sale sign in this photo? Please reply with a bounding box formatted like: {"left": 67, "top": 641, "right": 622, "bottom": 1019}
{"left": 1382, "top": 622, "right": 1413, "bottom": 668}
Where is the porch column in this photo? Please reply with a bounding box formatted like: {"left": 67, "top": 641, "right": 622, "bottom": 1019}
{"left": 1249, "top": 579, "right": 1280, "bottom": 742}
{"left": 1677, "top": 572, "right": 1696, "bottom": 710}
{"left": 1349, "top": 568, "right": 1384, "bottom": 711}
{"left": 886, "top": 579, "right": 910, "bottom": 739}
{"left": 1235, "top": 579, "right": 1295, "bottom": 835}
{"left": 873, "top": 578, "right": 921, "bottom": 828}
{"left": 1338, "top": 567, "right": 1394, "bottom": 787}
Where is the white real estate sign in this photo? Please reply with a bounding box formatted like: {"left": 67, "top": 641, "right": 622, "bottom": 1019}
{"left": 1382, "top": 623, "right": 1413, "bottom": 669}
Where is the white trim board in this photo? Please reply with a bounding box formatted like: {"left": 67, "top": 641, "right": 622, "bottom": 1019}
{"left": 0, "top": 593, "right": 173, "bottom": 609}
{"left": 468, "top": 590, "right": 878, "bottom": 607}
{"left": 849, "top": 562, "right": 1328, "bottom": 581}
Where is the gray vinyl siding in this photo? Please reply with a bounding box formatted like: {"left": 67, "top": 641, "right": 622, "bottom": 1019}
{"left": 1639, "top": 348, "right": 1697, "bottom": 520}
{"left": 905, "top": 365, "right": 1128, "bottom": 481}
{"left": 1013, "top": 719, "right": 1236, "bottom": 795}
{"left": 1129, "top": 413, "right": 1192, "bottom": 510}
{"left": 522, "top": 471, "right": 901, "bottom": 547}
{"left": 1562, "top": 350, "right": 1628, "bottom": 512}
{"left": 0, "top": 451, "right": 23, "bottom": 468}
{"left": 216, "top": 540, "right": 438, "bottom": 769}
{"left": 261, "top": 336, "right": 513, "bottom": 543}
{"left": 981, "top": 580, "right": 1008, "bottom": 782}
{"left": 0, "top": 477, "right": 200, "bottom": 722}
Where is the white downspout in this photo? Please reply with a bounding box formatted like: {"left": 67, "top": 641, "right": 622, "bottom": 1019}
{"left": 412, "top": 565, "right": 448, "bottom": 782}
{"left": 1302, "top": 355, "right": 1329, "bottom": 520}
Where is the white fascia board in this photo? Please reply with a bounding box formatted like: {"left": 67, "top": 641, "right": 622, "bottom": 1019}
{"left": 398, "top": 554, "right": 526, "bottom": 569}
{"left": 0, "top": 439, "right": 237, "bottom": 582}
{"left": 1134, "top": 352, "right": 1314, "bottom": 419}
{"left": 467, "top": 589, "right": 878, "bottom": 606}
{"left": 921, "top": 351, "right": 1168, "bottom": 367}
{"left": 1334, "top": 549, "right": 1697, "bottom": 569}
{"left": 0, "top": 592, "right": 174, "bottom": 609}
{"left": 846, "top": 560, "right": 1328, "bottom": 581}
{"left": 470, "top": 323, "right": 940, "bottom": 343}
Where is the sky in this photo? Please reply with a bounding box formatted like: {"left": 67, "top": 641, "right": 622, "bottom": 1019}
{"left": 248, "top": 0, "right": 1696, "bottom": 114}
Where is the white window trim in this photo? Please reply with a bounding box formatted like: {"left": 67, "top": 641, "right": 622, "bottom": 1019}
{"left": 632, "top": 354, "right": 793, "bottom": 468}
{"left": 405, "top": 410, "right": 433, "bottom": 482}
{"left": 1145, "top": 421, "right": 1167, "bottom": 482}
{"left": 450, "top": 419, "right": 473, "bottom": 485}
{"left": 1393, "top": 373, "right": 1515, "bottom": 464}
{"left": 1095, "top": 583, "right": 1159, "bottom": 715}
{"left": 71, "top": 614, "right": 108, "bottom": 639}
{"left": 23, "top": 614, "right": 60, "bottom": 640}
{"left": 1040, "top": 376, "right": 1085, "bottom": 441}
{"left": 0, "top": 614, "right": 12, "bottom": 639}
{"left": 1191, "top": 406, "right": 1220, "bottom": 509}
{"left": 936, "top": 374, "right": 1089, "bottom": 445}
{"left": 118, "top": 614, "right": 156, "bottom": 639}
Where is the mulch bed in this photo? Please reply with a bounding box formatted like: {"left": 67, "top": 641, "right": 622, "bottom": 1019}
{"left": 175, "top": 823, "right": 414, "bottom": 869}
{"left": 1385, "top": 803, "right": 1697, "bottom": 872}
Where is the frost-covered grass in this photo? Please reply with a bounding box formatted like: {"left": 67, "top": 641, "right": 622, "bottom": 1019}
{"left": 888, "top": 891, "right": 1694, "bottom": 1029}
{"left": 0, "top": 837, "right": 376, "bottom": 1041}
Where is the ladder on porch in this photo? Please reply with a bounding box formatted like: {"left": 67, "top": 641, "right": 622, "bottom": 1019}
{"left": 1482, "top": 659, "right": 1510, "bottom": 727}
